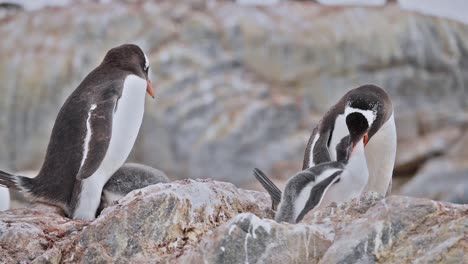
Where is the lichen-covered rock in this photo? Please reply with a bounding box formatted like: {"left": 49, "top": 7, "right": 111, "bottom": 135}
{"left": 0, "top": 205, "right": 86, "bottom": 264}
{"left": 60, "top": 179, "right": 273, "bottom": 263}
{"left": 1, "top": 180, "right": 466, "bottom": 263}
{"left": 178, "top": 213, "right": 333, "bottom": 264}
{"left": 178, "top": 193, "right": 467, "bottom": 264}
{"left": 320, "top": 196, "right": 467, "bottom": 263}
{"left": 177, "top": 193, "right": 383, "bottom": 263}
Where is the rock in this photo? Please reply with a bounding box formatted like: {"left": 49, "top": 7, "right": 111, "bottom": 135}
{"left": 400, "top": 157, "right": 468, "bottom": 203}
{"left": 1, "top": 181, "right": 466, "bottom": 263}
{"left": 445, "top": 183, "right": 468, "bottom": 204}
{"left": 399, "top": 129, "right": 468, "bottom": 203}
{"left": 319, "top": 195, "right": 467, "bottom": 263}
{"left": 399, "top": 0, "right": 468, "bottom": 25}
{"left": 317, "top": 0, "right": 387, "bottom": 6}
{"left": 0, "top": 204, "right": 86, "bottom": 263}
{"left": 178, "top": 192, "right": 383, "bottom": 263}
{"left": 1, "top": 179, "right": 273, "bottom": 263}
{"left": 394, "top": 127, "right": 463, "bottom": 174}
{"left": 0, "top": 0, "right": 72, "bottom": 11}
{"left": 179, "top": 193, "right": 467, "bottom": 263}
{"left": 178, "top": 213, "right": 333, "bottom": 264}
{"left": 60, "top": 179, "right": 273, "bottom": 263}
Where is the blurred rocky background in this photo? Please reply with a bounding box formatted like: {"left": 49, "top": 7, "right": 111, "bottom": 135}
{"left": 0, "top": 0, "right": 467, "bottom": 203}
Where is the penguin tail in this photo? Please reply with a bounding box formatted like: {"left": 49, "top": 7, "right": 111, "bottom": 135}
{"left": 252, "top": 168, "right": 282, "bottom": 209}
{"left": 0, "top": 170, "right": 19, "bottom": 189}
{"left": 0, "top": 170, "right": 31, "bottom": 191}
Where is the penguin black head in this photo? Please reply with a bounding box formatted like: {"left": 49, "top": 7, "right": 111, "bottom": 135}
{"left": 102, "top": 44, "right": 155, "bottom": 98}
{"left": 346, "top": 112, "right": 370, "bottom": 145}
{"left": 344, "top": 84, "right": 392, "bottom": 139}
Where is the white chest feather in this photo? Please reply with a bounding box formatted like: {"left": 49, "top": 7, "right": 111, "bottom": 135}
{"left": 73, "top": 75, "right": 147, "bottom": 220}
{"left": 318, "top": 143, "right": 369, "bottom": 210}
{"left": 364, "top": 114, "right": 397, "bottom": 195}
{"left": 100, "top": 75, "right": 147, "bottom": 175}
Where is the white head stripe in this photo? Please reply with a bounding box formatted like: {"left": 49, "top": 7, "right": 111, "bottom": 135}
{"left": 344, "top": 106, "right": 375, "bottom": 127}
{"left": 144, "top": 53, "right": 149, "bottom": 70}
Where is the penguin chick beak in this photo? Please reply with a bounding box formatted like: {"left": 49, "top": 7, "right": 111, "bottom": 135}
{"left": 351, "top": 133, "right": 369, "bottom": 156}
{"left": 146, "top": 80, "right": 155, "bottom": 99}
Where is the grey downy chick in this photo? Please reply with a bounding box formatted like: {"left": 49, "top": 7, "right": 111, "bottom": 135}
{"left": 97, "top": 163, "right": 169, "bottom": 215}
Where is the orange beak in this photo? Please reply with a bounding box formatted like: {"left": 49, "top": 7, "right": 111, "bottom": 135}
{"left": 363, "top": 133, "right": 369, "bottom": 146}
{"left": 351, "top": 133, "right": 369, "bottom": 156}
{"left": 147, "top": 80, "right": 155, "bottom": 99}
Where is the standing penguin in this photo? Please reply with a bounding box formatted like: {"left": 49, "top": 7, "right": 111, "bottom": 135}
{"left": 303, "top": 85, "right": 396, "bottom": 196}
{"left": 0, "top": 44, "right": 154, "bottom": 220}
{"left": 268, "top": 112, "right": 370, "bottom": 224}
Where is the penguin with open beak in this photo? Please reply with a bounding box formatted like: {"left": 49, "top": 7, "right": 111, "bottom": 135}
{"left": 255, "top": 112, "right": 370, "bottom": 223}
{"left": 0, "top": 44, "right": 155, "bottom": 220}
{"left": 303, "top": 85, "right": 396, "bottom": 196}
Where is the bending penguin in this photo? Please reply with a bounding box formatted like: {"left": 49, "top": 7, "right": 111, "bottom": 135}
{"left": 257, "top": 111, "right": 370, "bottom": 223}
{"left": 303, "top": 84, "right": 396, "bottom": 196}
{"left": 0, "top": 44, "right": 155, "bottom": 220}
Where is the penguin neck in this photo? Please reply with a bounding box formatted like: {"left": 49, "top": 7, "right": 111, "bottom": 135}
{"left": 364, "top": 113, "right": 397, "bottom": 195}
{"left": 344, "top": 140, "right": 368, "bottom": 187}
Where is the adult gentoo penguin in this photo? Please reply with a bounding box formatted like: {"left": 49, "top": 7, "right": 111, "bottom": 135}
{"left": 0, "top": 44, "right": 154, "bottom": 220}
{"left": 303, "top": 85, "right": 396, "bottom": 196}
{"left": 261, "top": 112, "right": 370, "bottom": 223}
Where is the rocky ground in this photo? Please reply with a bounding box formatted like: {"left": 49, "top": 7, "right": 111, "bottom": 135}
{"left": 0, "top": 1, "right": 467, "bottom": 262}
{"left": 0, "top": 179, "right": 466, "bottom": 263}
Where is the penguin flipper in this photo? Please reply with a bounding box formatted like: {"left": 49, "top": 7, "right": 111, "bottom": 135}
{"left": 252, "top": 168, "right": 282, "bottom": 208}
{"left": 76, "top": 97, "right": 117, "bottom": 180}
{"left": 335, "top": 135, "right": 351, "bottom": 161}
{"left": 296, "top": 171, "right": 341, "bottom": 222}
